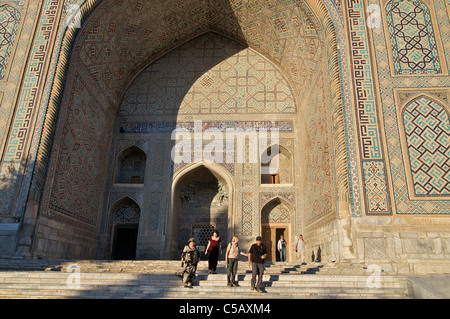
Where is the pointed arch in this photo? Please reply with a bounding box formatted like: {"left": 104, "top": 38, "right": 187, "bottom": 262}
{"left": 114, "top": 145, "right": 147, "bottom": 184}
{"left": 261, "top": 196, "right": 293, "bottom": 224}
{"left": 384, "top": 0, "right": 447, "bottom": 75}
{"left": 110, "top": 196, "right": 141, "bottom": 223}
{"left": 261, "top": 144, "right": 293, "bottom": 185}
{"left": 167, "top": 161, "right": 236, "bottom": 259}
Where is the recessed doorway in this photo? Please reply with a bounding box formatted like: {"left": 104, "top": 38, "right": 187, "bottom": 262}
{"left": 262, "top": 225, "right": 290, "bottom": 262}
{"left": 112, "top": 224, "right": 138, "bottom": 260}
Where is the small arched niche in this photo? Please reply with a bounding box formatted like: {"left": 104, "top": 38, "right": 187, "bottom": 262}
{"left": 261, "top": 145, "right": 292, "bottom": 185}
{"left": 114, "top": 146, "right": 146, "bottom": 185}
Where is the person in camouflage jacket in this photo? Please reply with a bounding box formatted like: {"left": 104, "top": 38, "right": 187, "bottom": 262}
{"left": 177, "top": 238, "right": 200, "bottom": 288}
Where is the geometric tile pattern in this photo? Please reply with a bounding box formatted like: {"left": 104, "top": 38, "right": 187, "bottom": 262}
{"left": 370, "top": 0, "right": 450, "bottom": 214}
{"left": 362, "top": 161, "right": 391, "bottom": 215}
{"left": 112, "top": 197, "right": 141, "bottom": 223}
{"left": 148, "top": 193, "right": 160, "bottom": 233}
{"left": 0, "top": 0, "right": 60, "bottom": 217}
{"left": 48, "top": 72, "right": 110, "bottom": 225}
{"left": 0, "top": 5, "right": 21, "bottom": 80}
{"left": 346, "top": 0, "right": 383, "bottom": 161}
{"left": 386, "top": 0, "right": 442, "bottom": 75}
{"left": 345, "top": 0, "right": 391, "bottom": 216}
{"left": 0, "top": 0, "right": 345, "bottom": 260}
{"left": 69, "top": 0, "right": 335, "bottom": 238}
{"left": 261, "top": 198, "right": 290, "bottom": 223}
{"left": 240, "top": 192, "right": 253, "bottom": 236}
{"left": 403, "top": 97, "right": 450, "bottom": 195}
{"left": 302, "top": 75, "right": 336, "bottom": 227}
{"left": 2, "top": 0, "right": 63, "bottom": 162}
{"left": 76, "top": 0, "right": 325, "bottom": 106}
{"left": 119, "top": 33, "right": 296, "bottom": 116}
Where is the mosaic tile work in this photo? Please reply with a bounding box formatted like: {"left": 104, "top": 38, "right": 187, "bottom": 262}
{"left": 112, "top": 197, "right": 141, "bottom": 223}
{"left": 301, "top": 70, "right": 336, "bottom": 226}
{"left": 370, "top": 0, "right": 450, "bottom": 214}
{"left": 362, "top": 161, "right": 390, "bottom": 214}
{"left": 261, "top": 199, "right": 291, "bottom": 223}
{"left": 54, "top": 0, "right": 338, "bottom": 245}
{"left": 345, "top": 0, "right": 382, "bottom": 161}
{"left": 148, "top": 193, "right": 160, "bottom": 233}
{"left": 0, "top": 0, "right": 60, "bottom": 215}
{"left": 10, "top": 0, "right": 344, "bottom": 260}
{"left": 2, "top": 0, "right": 63, "bottom": 162}
{"left": 119, "top": 120, "right": 293, "bottom": 134}
{"left": 0, "top": 5, "right": 21, "bottom": 80}
{"left": 344, "top": 0, "right": 391, "bottom": 216}
{"left": 239, "top": 192, "right": 253, "bottom": 236}
{"left": 403, "top": 96, "right": 450, "bottom": 196}
{"left": 386, "top": 0, "right": 442, "bottom": 75}
{"left": 47, "top": 71, "right": 111, "bottom": 225}
{"left": 119, "top": 33, "right": 295, "bottom": 116}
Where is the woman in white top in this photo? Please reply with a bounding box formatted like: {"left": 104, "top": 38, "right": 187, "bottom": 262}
{"left": 225, "top": 236, "right": 248, "bottom": 287}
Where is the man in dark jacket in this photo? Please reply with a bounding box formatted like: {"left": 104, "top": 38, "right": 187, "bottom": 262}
{"left": 247, "top": 236, "right": 267, "bottom": 293}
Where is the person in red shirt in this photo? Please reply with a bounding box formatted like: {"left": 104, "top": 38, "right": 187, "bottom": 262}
{"left": 205, "top": 230, "right": 222, "bottom": 274}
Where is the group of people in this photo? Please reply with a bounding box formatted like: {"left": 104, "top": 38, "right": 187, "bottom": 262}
{"left": 176, "top": 231, "right": 306, "bottom": 292}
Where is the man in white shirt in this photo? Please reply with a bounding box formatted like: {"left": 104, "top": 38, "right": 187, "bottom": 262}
{"left": 294, "top": 234, "right": 306, "bottom": 265}
{"left": 277, "top": 235, "right": 287, "bottom": 262}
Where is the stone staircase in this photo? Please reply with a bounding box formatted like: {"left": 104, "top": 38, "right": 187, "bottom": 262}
{"left": 0, "top": 259, "right": 414, "bottom": 299}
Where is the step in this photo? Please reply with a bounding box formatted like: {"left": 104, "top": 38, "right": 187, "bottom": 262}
{"left": 0, "top": 258, "right": 414, "bottom": 299}
{"left": 0, "top": 273, "right": 412, "bottom": 298}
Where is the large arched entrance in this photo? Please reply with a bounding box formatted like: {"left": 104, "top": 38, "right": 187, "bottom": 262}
{"left": 169, "top": 162, "right": 235, "bottom": 259}
{"left": 22, "top": 0, "right": 350, "bottom": 261}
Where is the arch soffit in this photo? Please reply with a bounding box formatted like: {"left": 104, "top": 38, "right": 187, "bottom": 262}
{"left": 66, "top": 0, "right": 340, "bottom": 101}
{"left": 116, "top": 144, "right": 147, "bottom": 159}
{"left": 261, "top": 144, "right": 292, "bottom": 158}
{"left": 172, "top": 161, "right": 236, "bottom": 193}
{"left": 261, "top": 196, "right": 295, "bottom": 213}
{"left": 109, "top": 195, "right": 141, "bottom": 212}
{"left": 399, "top": 94, "right": 450, "bottom": 117}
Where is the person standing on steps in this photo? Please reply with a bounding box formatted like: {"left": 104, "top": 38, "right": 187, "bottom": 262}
{"left": 277, "top": 234, "right": 287, "bottom": 262}
{"left": 205, "top": 230, "right": 222, "bottom": 274}
{"left": 225, "top": 235, "right": 248, "bottom": 287}
{"left": 247, "top": 236, "right": 267, "bottom": 293}
{"left": 295, "top": 234, "right": 306, "bottom": 265}
{"left": 177, "top": 238, "right": 200, "bottom": 288}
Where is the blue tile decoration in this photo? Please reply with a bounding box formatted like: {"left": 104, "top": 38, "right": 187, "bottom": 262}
{"left": 386, "top": 0, "right": 442, "bottom": 75}
{"left": 403, "top": 96, "right": 450, "bottom": 196}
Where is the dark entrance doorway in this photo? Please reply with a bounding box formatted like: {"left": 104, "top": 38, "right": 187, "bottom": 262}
{"left": 262, "top": 225, "right": 290, "bottom": 262}
{"left": 112, "top": 224, "right": 138, "bottom": 260}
